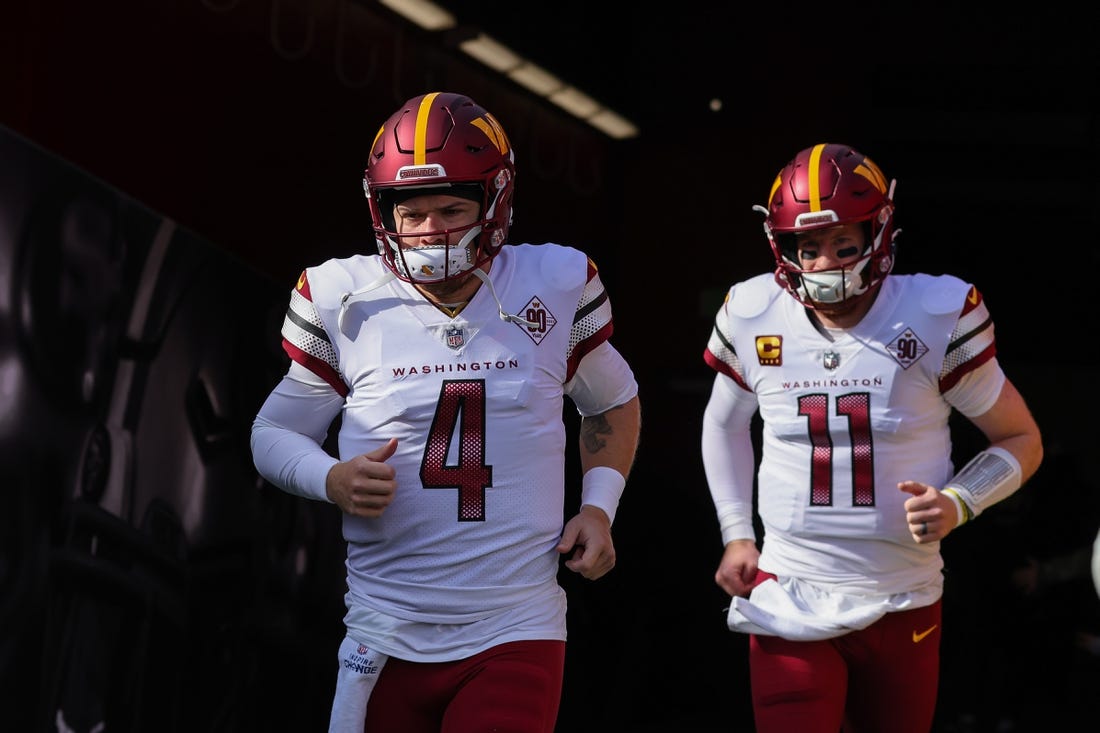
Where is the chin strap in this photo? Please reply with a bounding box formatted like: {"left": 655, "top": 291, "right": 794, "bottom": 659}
{"left": 337, "top": 270, "right": 397, "bottom": 335}
{"left": 471, "top": 267, "right": 539, "bottom": 327}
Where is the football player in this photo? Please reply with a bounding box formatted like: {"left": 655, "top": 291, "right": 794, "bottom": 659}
{"left": 252, "top": 92, "right": 641, "bottom": 733}
{"left": 701, "top": 143, "right": 1042, "bottom": 733}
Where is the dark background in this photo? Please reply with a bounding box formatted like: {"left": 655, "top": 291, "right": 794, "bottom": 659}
{"left": 2, "top": 1, "right": 1098, "bottom": 731}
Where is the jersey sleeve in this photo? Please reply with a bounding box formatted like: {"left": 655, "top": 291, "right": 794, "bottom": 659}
{"left": 703, "top": 287, "right": 752, "bottom": 391}
{"left": 564, "top": 257, "right": 615, "bottom": 382}
{"left": 565, "top": 341, "right": 638, "bottom": 416}
{"left": 943, "top": 355, "right": 1006, "bottom": 418}
{"left": 280, "top": 268, "right": 349, "bottom": 397}
{"left": 938, "top": 284, "right": 997, "bottom": 393}
{"left": 251, "top": 361, "right": 344, "bottom": 502}
{"left": 701, "top": 372, "right": 759, "bottom": 544}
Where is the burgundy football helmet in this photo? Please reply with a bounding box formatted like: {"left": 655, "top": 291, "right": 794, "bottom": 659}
{"left": 363, "top": 92, "right": 516, "bottom": 283}
{"left": 758, "top": 143, "right": 897, "bottom": 309}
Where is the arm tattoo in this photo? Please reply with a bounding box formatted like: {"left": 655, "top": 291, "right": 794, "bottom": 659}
{"left": 581, "top": 412, "right": 613, "bottom": 454}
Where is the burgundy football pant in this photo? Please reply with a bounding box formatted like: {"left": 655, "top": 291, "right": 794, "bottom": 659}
{"left": 363, "top": 639, "right": 565, "bottom": 733}
{"left": 750, "top": 599, "right": 942, "bottom": 733}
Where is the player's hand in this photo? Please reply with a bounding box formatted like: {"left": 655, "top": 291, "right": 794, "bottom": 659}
{"left": 325, "top": 438, "right": 399, "bottom": 517}
{"left": 898, "top": 480, "right": 959, "bottom": 543}
{"left": 715, "top": 539, "right": 759, "bottom": 598}
{"left": 558, "top": 505, "right": 616, "bottom": 580}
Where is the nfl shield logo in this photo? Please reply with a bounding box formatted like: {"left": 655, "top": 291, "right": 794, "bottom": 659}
{"left": 823, "top": 350, "right": 840, "bottom": 370}
{"left": 445, "top": 326, "right": 465, "bottom": 350}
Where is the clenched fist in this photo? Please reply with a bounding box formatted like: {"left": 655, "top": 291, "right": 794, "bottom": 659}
{"left": 325, "top": 438, "right": 399, "bottom": 517}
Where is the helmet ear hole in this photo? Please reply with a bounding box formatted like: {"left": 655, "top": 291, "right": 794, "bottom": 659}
{"left": 375, "top": 190, "right": 398, "bottom": 231}
{"left": 861, "top": 221, "right": 876, "bottom": 254}
{"left": 775, "top": 233, "right": 799, "bottom": 264}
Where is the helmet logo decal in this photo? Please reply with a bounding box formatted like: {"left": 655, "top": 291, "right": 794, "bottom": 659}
{"left": 854, "top": 160, "right": 889, "bottom": 193}
{"left": 472, "top": 114, "right": 511, "bottom": 155}
{"left": 767, "top": 173, "right": 783, "bottom": 208}
{"left": 755, "top": 335, "right": 782, "bottom": 366}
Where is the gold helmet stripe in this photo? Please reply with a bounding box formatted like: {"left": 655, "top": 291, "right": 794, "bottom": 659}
{"left": 807, "top": 143, "right": 826, "bottom": 211}
{"left": 413, "top": 92, "right": 441, "bottom": 165}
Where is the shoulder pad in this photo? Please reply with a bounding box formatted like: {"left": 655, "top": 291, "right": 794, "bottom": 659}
{"left": 533, "top": 243, "right": 588, "bottom": 291}
{"left": 728, "top": 273, "right": 783, "bottom": 319}
{"left": 919, "top": 273, "right": 970, "bottom": 315}
{"left": 308, "top": 255, "right": 381, "bottom": 311}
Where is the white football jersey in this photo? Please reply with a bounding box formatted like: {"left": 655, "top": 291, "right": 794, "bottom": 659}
{"left": 279, "top": 244, "right": 615, "bottom": 639}
{"left": 704, "top": 272, "right": 999, "bottom": 595}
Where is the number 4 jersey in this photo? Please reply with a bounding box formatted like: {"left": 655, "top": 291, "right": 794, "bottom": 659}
{"left": 703, "top": 272, "right": 1004, "bottom": 598}
{"left": 276, "top": 243, "right": 623, "bottom": 637}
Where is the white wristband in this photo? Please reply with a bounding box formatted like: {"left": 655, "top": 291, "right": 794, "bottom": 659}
{"left": 581, "top": 466, "right": 626, "bottom": 525}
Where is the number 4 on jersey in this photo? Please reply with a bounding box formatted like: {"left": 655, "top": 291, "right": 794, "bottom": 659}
{"left": 421, "top": 379, "right": 493, "bottom": 521}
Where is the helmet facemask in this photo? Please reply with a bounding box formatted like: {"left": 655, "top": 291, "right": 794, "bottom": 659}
{"left": 371, "top": 182, "right": 489, "bottom": 283}
{"left": 772, "top": 218, "right": 893, "bottom": 310}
